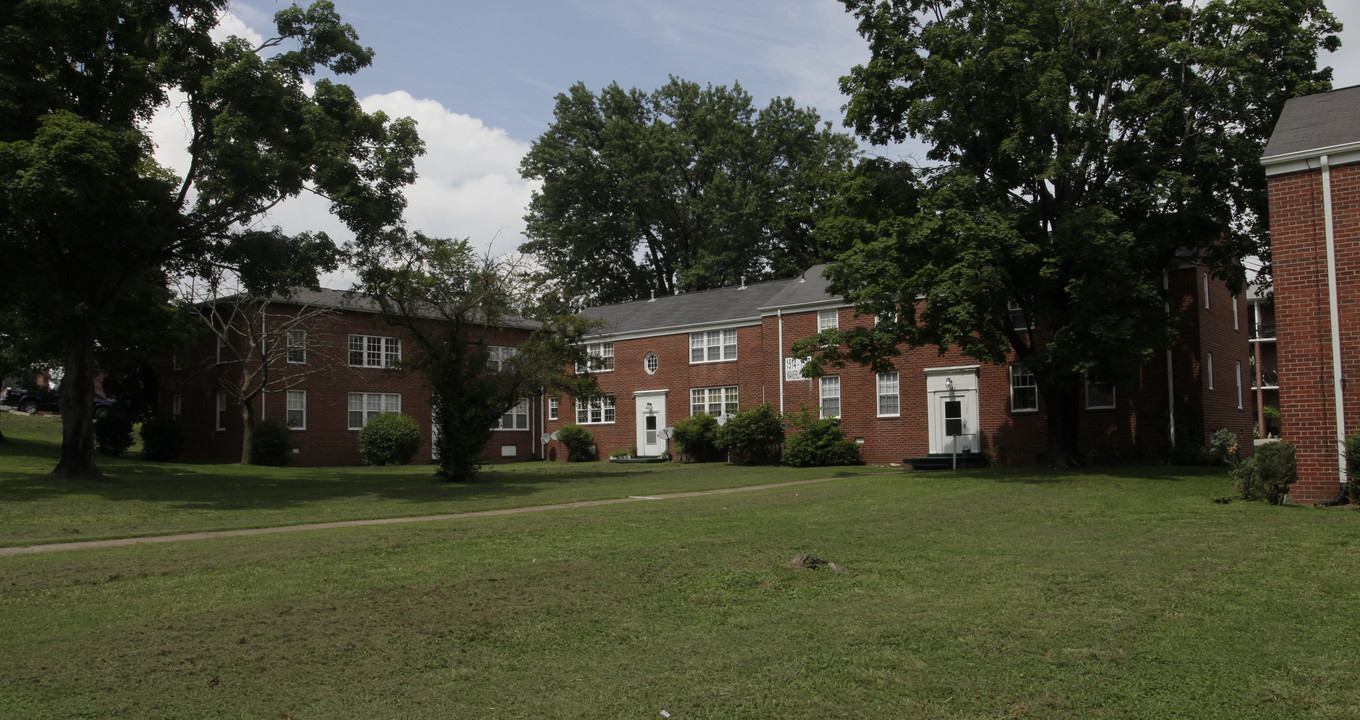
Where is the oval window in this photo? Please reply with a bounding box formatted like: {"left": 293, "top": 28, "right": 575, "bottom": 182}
{"left": 644, "top": 352, "right": 659, "bottom": 374}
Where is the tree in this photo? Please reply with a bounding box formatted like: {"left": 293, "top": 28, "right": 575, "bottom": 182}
{"left": 361, "top": 232, "right": 599, "bottom": 483}
{"left": 0, "top": 1, "right": 421, "bottom": 478}
{"left": 180, "top": 284, "right": 344, "bottom": 465}
{"left": 519, "top": 77, "right": 859, "bottom": 306}
{"left": 804, "top": 0, "right": 1340, "bottom": 466}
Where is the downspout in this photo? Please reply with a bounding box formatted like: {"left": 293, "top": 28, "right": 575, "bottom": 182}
{"left": 1320, "top": 155, "right": 1349, "bottom": 503}
{"left": 777, "top": 309, "right": 785, "bottom": 414}
{"left": 1164, "top": 270, "right": 1175, "bottom": 450}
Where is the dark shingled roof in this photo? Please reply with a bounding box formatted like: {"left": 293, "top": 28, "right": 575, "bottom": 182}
{"left": 267, "top": 288, "right": 540, "bottom": 330}
{"left": 1263, "top": 85, "right": 1360, "bottom": 159}
{"left": 581, "top": 265, "right": 841, "bottom": 336}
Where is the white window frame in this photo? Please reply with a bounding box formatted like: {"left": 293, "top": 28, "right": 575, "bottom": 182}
{"left": 1232, "top": 297, "right": 1239, "bottom": 330}
{"left": 690, "top": 329, "right": 737, "bottom": 364}
{"left": 487, "top": 345, "right": 519, "bottom": 372}
{"left": 216, "top": 390, "right": 227, "bottom": 431}
{"left": 576, "top": 342, "right": 615, "bottom": 373}
{"left": 286, "top": 329, "right": 306, "bottom": 364}
{"left": 575, "top": 395, "right": 616, "bottom": 425}
{"left": 495, "top": 398, "right": 531, "bottom": 431}
{"left": 349, "top": 334, "right": 401, "bottom": 369}
{"left": 1085, "top": 378, "right": 1116, "bottom": 410}
{"left": 817, "top": 309, "right": 839, "bottom": 332}
{"left": 216, "top": 337, "right": 228, "bottom": 365}
{"left": 644, "top": 352, "right": 659, "bottom": 374}
{"left": 548, "top": 396, "right": 559, "bottom": 421}
{"left": 348, "top": 392, "right": 401, "bottom": 430}
{"left": 691, "top": 386, "right": 739, "bottom": 417}
{"left": 1207, "top": 353, "right": 1214, "bottom": 390}
{"left": 1236, "top": 362, "right": 1243, "bottom": 410}
{"left": 1008, "top": 301, "right": 1030, "bottom": 331}
{"left": 286, "top": 389, "right": 306, "bottom": 430}
{"left": 1010, "top": 365, "right": 1039, "bottom": 413}
{"left": 172, "top": 393, "right": 182, "bottom": 422}
{"left": 820, "top": 376, "right": 841, "bottom": 419}
{"left": 1204, "top": 273, "right": 1211, "bottom": 309}
{"left": 877, "top": 372, "right": 900, "bottom": 417}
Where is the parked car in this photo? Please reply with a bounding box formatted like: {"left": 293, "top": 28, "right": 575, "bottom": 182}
{"left": 2, "top": 387, "right": 115, "bottom": 418}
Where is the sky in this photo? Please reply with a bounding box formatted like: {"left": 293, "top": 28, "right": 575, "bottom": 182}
{"left": 150, "top": 0, "right": 1360, "bottom": 288}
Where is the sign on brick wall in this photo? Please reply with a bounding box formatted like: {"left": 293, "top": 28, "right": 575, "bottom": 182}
{"left": 785, "top": 357, "right": 810, "bottom": 381}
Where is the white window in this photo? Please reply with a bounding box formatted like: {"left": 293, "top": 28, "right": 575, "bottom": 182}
{"left": 287, "top": 329, "right": 306, "bottom": 364}
{"left": 348, "top": 392, "right": 400, "bottom": 429}
{"left": 172, "top": 355, "right": 182, "bottom": 370}
{"left": 1207, "top": 353, "right": 1215, "bottom": 390}
{"left": 818, "top": 309, "right": 839, "bottom": 332}
{"left": 1204, "top": 273, "right": 1211, "bottom": 309}
{"left": 1085, "top": 378, "right": 1116, "bottom": 410}
{"left": 877, "top": 372, "right": 900, "bottom": 417}
{"left": 690, "top": 329, "right": 737, "bottom": 363}
{"left": 575, "top": 395, "right": 615, "bottom": 424}
{"left": 487, "top": 345, "right": 519, "bottom": 372}
{"left": 1008, "top": 302, "right": 1029, "bottom": 331}
{"left": 1236, "top": 362, "right": 1243, "bottom": 410}
{"left": 216, "top": 391, "right": 227, "bottom": 431}
{"left": 1232, "top": 297, "right": 1239, "bottom": 330}
{"left": 820, "top": 376, "right": 841, "bottom": 418}
{"left": 349, "top": 335, "right": 401, "bottom": 368}
{"left": 576, "top": 342, "right": 614, "bottom": 372}
{"left": 548, "top": 397, "right": 559, "bottom": 421}
{"left": 644, "top": 352, "right": 659, "bottom": 374}
{"left": 286, "top": 390, "right": 306, "bottom": 429}
{"left": 216, "top": 337, "right": 228, "bottom": 365}
{"left": 1010, "top": 365, "right": 1038, "bottom": 412}
{"left": 172, "top": 394, "right": 182, "bottom": 421}
{"left": 496, "top": 398, "right": 530, "bottom": 430}
{"left": 691, "top": 386, "right": 739, "bottom": 416}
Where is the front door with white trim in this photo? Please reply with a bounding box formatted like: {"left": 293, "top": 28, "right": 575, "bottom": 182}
{"left": 634, "top": 391, "right": 667, "bottom": 457}
{"left": 925, "top": 367, "right": 980, "bottom": 455}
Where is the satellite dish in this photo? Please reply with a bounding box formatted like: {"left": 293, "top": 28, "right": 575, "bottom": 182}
{"left": 659, "top": 427, "right": 675, "bottom": 439}
{"left": 715, "top": 413, "right": 734, "bottom": 426}
{"left": 549, "top": 430, "right": 561, "bottom": 441}
{"left": 541, "top": 433, "right": 551, "bottom": 445}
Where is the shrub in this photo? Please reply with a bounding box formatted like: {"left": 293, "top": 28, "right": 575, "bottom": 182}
{"left": 1237, "top": 441, "right": 1297, "bottom": 505}
{"left": 251, "top": 418, "right": 293, "bottom": 466}
{"left": 1262, "top": 404, "right": 1282, "bottom": 436}
{"left": 139, "top": 417, "right": 185, "bottom": 461}
{"left": 94, "top": 411, "right": 135, "bottom": 457}
{"left": 783, "top": 410, "right": 861, "bottom": 467}
{"left": 357, "top": 413, "right": 420, "bottom": 466}
{"left": 715, "top": 404, "right": 784, "bottom": 465}
{"left": 556, "top": 424, "right": 595, "bottom": 462}
{"left": 1346, "top": 431, "right": 1360, "bottom": 502}
{"left": 673, "top": 414, "right": 722, "bottom": 462}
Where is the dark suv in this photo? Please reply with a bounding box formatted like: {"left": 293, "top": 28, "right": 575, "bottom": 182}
{"left": 2, "top": 387, "right": 114, "bottom": 418}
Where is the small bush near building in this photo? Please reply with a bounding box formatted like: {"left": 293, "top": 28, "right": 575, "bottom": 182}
{"left": 556, "top": 424, "right": 595, "bottom": 462}
{"left": 715, "top": 404, "right": 784, "bottom": 465}
{"left": 252, "top": 418, "right": 294, "bottom": 466}
{"left": 783, "top": 410, "right": 862, "bottom": 467}
{"left": 94, "top": 411, "right": 135, "bottom": 457}
{"left": 673, "top": 414, "right": 722, "bottom": 462}
{"left": 1344, "top": 431, "right": 1360, "bottom": 502}
{"left": 357, "top": 413, "right": 420, "bottom": 466}
{"left": 1236, "top": 440, "right": 1298, "bottom": 505}
{"left": 139, "top": 417, "right": 185, "bottom": 461}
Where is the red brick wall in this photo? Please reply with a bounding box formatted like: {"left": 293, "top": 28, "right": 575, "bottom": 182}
{"left": 164, "top": 305, "right": 537, "bottom": 467}
{"left": 1269, "top": 162, "right": 1360, "bottom": 502}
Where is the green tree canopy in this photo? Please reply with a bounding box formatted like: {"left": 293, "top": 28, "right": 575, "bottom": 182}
{"left": 361, "top": 232, "right": 599, "bottom": 483}
{"left": 519, "top": 77, "right": 859, "bottom": 306}
{"left": 806, "top": 0, "right": 1340, "bottom": 465}
{"left": 0, "top": 1, "right": 422, "bottom": 478}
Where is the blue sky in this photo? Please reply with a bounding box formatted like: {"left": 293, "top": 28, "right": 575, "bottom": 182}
{"left": 153, "top": 1, "right": 1360, "bottom": 287}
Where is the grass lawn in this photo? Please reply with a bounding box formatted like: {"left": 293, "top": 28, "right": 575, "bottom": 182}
{"left": 2, "top": 413, "right": 1359, "bottom": 718}
{"left": 0, "top": 412, "right": 895, "bottom": 547}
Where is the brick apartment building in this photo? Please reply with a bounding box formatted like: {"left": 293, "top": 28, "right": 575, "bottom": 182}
{"left": 163, "top": 289, "right": 540, "bottom": 466}
{"left": 1261, "top": 84, "right": 1360, "bottom": 503}
{"left": 543, "top": 263, "right": 1252, "bottom": 466}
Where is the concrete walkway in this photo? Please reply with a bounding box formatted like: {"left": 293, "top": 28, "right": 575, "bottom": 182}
{"left": 0, "top": 476, "right": 850, "bottom": 557}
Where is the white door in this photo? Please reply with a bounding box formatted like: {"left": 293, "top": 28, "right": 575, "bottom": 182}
{"left": 635, "top": 392, "right": 667, "bottom": 456}
{"left": 936, "top": 391, "right": 978, "bottom": 455}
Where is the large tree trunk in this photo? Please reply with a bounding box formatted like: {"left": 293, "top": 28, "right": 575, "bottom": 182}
{"left": 1041, "top": 380, "right": 1082, "bottom": 469}
{"left": 239, "top": 397, "right": 256, "bottom": 465}
{"left": 50, "top": 328, "right": 102, "bottom": 480}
